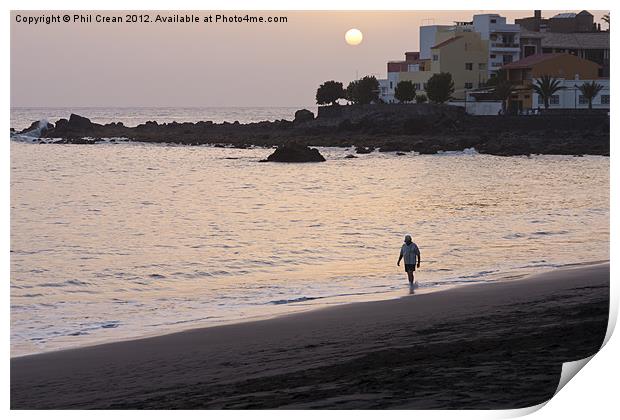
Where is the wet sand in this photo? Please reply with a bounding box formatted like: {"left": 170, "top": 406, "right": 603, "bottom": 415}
{"left": 11, "top": 263, "right": 609, "bottom": 409}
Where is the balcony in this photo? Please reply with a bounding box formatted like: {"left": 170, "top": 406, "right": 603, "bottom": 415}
{"left": 490, "top": 42, "right": 520, "bottom": 53}
{"left": 491, "top": 42, "right": 519, "bottom": 48}
{"left": 489, "top": 23, "right": 520, "bottom": 32}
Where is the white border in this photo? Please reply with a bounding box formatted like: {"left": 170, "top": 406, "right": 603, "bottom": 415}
{"left": 4, "top": 1, "right": 616, "bottom": 418}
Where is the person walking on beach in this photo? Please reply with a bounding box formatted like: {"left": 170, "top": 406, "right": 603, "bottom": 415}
{"left": 397, "top": 234, "right": 420, "bottom": 287}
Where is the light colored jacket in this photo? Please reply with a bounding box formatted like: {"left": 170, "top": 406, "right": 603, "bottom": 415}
{"left": 400, "top": 242, "right": 420, "bottom": 265}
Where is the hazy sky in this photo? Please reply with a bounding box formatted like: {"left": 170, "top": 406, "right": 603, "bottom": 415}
{"left": 11, "top": 10, "right": 608, "bottom": 107}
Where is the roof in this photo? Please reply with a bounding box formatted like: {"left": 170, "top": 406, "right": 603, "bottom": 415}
{"left": 552, "top": 13, "right": 577, "bottom": 19}
{"left": 539, "top": 31, "right": 609, "bottom": 50}
{"left": 501, "top": 53, "right": 573, "bottom": 69}
{"left": 430, "top": 36, "right": 463, "bottom": 49}
{"left": 519, "top": 29, "right": 545, "bottom": 39}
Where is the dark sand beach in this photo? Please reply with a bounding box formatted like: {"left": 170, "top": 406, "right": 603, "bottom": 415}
{"left": 11, "top": 263, "right": 609, "bottom": 409}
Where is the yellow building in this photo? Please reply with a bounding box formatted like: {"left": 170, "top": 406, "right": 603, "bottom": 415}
{"left": 396, "top": 30, "right": 490, "bottom": 100}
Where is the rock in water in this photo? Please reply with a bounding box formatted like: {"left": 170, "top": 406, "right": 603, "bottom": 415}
{"left": 17, "top": 120, "right": 54, "bottom": 137}
{"left": 355, "top": 145, "right": 374, "bottom": 154}
{"left": 68, "top": 114, "right": 93, "bottom": 130}
{"left": 265, "top": 144, "right": 326, "bottom": 162}
{"left": 294, "top": 109, "right": 315, "bottom": 124}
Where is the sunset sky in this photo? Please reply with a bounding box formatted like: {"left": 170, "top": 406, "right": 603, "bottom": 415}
{"left": 11, "top": 10, "right": 608, "bottom": 107}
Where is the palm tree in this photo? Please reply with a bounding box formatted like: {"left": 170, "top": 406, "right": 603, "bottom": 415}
{"left": 486, "top": 69, "right": 508, "bottom": 87}
{"left": 532, "top": 75, "right": 565, "bottom": 109}
{"left": 577, "top": 81, "right": 604, "bottom": 109}
{"left": 602, "top": 13, "right": 610, "bottom": 30}
{"left": 493, "top": 81, "right": 514, "bottom": 114}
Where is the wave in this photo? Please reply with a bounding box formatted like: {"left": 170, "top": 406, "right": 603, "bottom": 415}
{"left": 11, "top": 119, "right": 49, "bottom": 141}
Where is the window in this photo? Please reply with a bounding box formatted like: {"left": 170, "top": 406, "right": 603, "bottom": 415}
{"left": 523, "top": 45, "right": 537, "bottom": 57}
{"left": 465, "top": 62, "right": 473, "bottom": 70}
{"left": 601, "top": 95, "right": 610, "bottom": 104}
{"left": 579, "top": 95, "right": 588, "bottom": 105}
{"left": 537, "top": 95, "right": 560, "bottom": 105}
{"left": 389, "top": 81, "right": 393, "bottom": 89}
{"left": 432, "top": 54, "right": 439, "bottom": 61}
{"left": 464, "top": 82, "right": 473, "bottom": 89}
{"left": 490, "top": 54, "right": 496, "bottom": 59}
{"left": 502, "top": 54, "right": 513, "bottom": 64}
{"left": 491, "top": 19, "right": 497, "bottom": 23}
{"left": 479, "top": 63, "right": 487, "bottom": 70}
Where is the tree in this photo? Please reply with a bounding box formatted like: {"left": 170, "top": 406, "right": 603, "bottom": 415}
{"left": 485, "top": 69, "right": 508, "bottom": 87}
{"left": 315, "top": 80, "right": 345, "bottom": 106}
{"left": 345, "top": 80, "right": 359, "bottom": 104}
{"left": 346, "top": 76, "right": 380, "bottom": 105}
{"left": 394, "top": 81, "right": 416, "bottom": 103}
{"left": 577, "top": 81, "right": 604, "bottom": 109}
{"left": 415, "top": 94, "right": 428, "bottom": 104}
{"left": 602, "top": 13, "right": 610, "bottom": 30}
{"left": 425, "top": 72, "right": 455, "bottom": 104}
{"left": 356, "top": 76, "right": 380, "bottom": 105}
{"left": 493, "top": 81, "right": 514, "bottom": 114}
{"left": 532, "top": 75, "right": 565, "bottom": 109}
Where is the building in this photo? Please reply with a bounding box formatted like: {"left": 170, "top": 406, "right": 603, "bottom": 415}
{"left": 537, "top": 31, "right": 610, "bottom": 77}
{"left": 516, "top": 10, "right": 600, "bottom": 33}
{"left": 516, "top": 10, "right": 609, "bottom": 76}
{"left": 548, "top": 11, "right": 600, "bottom": 33}
{"left": 420, "top": 14, "right": 520, "bottom": 78}
{"left": 470, "top": 14, "right": 521, "bottom": 76}
{"left": 380, "top": 51, "right": 432, "bottom": 103}
{"left": 519, "top": 31, "right": 543, "bottom": 58}
{"left": 501, "top": 53, "right": 602, "bottom": 111}
{"left": 380, "top": 30, "right": 489, "bottom": 102}
{"left": 516, "top": 10, "right": 548, "bottom": 32}
{"left": 419, "top": 26, "right": 453, "bottom": 59}
{"left": 425, "top": 31, "right": 489, "bottom": 99}
{"left": 532, "top": 79, "right": 609, "bottom": 110}
{"left": 379, "top": 13, "right": 522, "bottom": 103}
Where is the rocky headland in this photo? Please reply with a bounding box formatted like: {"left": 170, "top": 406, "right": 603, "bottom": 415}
{"left": 13, "top": 104, "right": 610, "bottom": 157}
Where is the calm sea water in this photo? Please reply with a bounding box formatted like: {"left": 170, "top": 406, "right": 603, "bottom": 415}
{"left": 10, "top": 108, "right": 609, "bottom": 356}
{"left": 10, "top": 106, "right": 317, "bottom": 131}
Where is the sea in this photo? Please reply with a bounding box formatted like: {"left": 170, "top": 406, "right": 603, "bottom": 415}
{"left": 10, "top": 107, "right": 610, "bottom": 357}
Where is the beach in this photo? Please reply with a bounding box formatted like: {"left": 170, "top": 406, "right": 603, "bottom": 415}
{"left": 11, "top": 262, "right": 609, "bottom": 409}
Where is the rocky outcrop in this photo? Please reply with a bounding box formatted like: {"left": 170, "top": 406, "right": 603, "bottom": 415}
{"left": 68, "top": 114, "right": 94, "bottom": 130}
{"left": 264, "top": 144, "right": 326, "bottom": 162}
{"left": 294, "top": 109, "right": 314, "bottom": 124}
{"left": 16, "top": 120, "right": 54, "bottom": 137}
{"left": 17, "top": 106, "right": 610, "bottom": 157}
{"left": 355, "top": 146, "right": 374, "bottom": 154}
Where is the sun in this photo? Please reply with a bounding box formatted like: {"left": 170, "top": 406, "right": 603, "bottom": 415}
{"left": 345, "top": 28, "right": 363, "bottom": 46}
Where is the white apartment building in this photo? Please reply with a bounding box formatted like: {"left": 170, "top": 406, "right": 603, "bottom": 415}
{"left": 532, "top": 79, "right": 610, "bottom": 109}
{"left": 472, "top": 14, "right": 521, "bottom": 76}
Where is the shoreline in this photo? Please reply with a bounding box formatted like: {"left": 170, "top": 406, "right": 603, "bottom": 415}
{"left": 11, "top": 260, "right": 607, "bottom": 359}
{"left": 11, "top": 104, "right": 610, "bottom": 156}
{"left": 11, "top": 262, "right": 609, "bottom": 409}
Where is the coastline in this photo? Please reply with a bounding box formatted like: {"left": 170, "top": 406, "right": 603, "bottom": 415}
{"left": 11, "top": 262, "right": 609, "bottom": 409}
{"left": 10, "top": 260, "right": 606, "bottom": 358}
{"left": 11, "top": 104, "right": 610, "bottom": 156}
